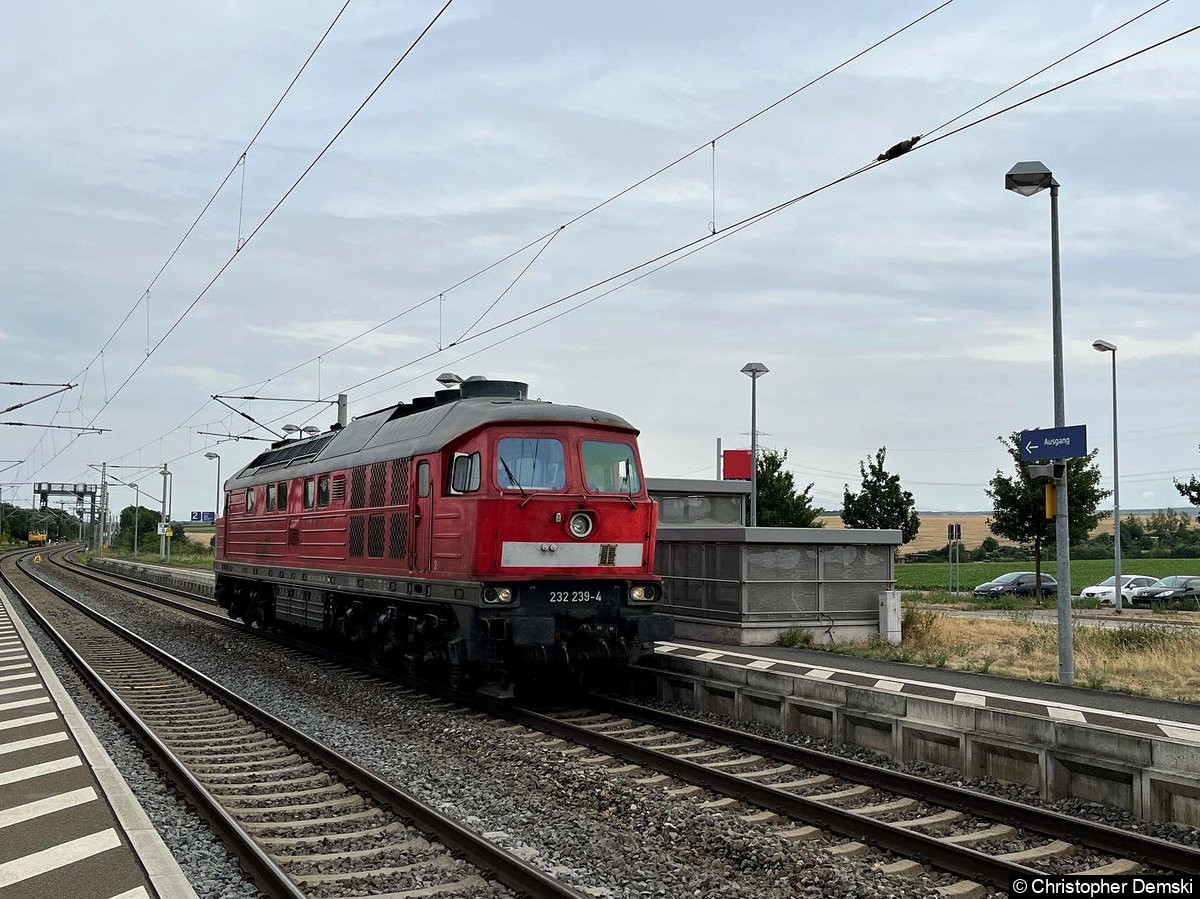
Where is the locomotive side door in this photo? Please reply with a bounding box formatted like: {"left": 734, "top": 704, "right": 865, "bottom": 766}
{"left": 411, "top": 459, "right": 434, "bottom": 572}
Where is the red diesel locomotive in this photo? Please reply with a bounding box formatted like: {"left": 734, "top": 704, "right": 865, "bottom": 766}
{"left": 214, "top": 378, "right": 671, "bottom": 689}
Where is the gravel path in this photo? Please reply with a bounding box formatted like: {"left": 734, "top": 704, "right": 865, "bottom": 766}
{"left": 36, "top": 562, "right": 947, "bottom": 899}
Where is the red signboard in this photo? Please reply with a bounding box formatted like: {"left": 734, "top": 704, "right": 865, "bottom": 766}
{"left": 722, "top": 448, "right": 752, "bottom": 480}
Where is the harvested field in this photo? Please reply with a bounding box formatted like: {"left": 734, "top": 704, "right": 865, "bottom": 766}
{"left": 819, "top": 512, "right": 1185, "bottom": 555}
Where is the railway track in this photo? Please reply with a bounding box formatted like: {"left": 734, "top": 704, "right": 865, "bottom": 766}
{"left": 46, "top": 549, "right": 1200, "bottom": 894}
{"left": 1, "top": 549, "right": 584, "bottom": 899}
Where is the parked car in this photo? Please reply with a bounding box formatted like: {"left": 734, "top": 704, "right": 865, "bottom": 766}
{"left": 1080, "top": 575, "right": 1159, "bottom": 605}
{"left": 1129, "top": 576, "right": 1200, "bottom": 607}
{"left": 973, "top": 571, "right": 1058, "bottom": 598}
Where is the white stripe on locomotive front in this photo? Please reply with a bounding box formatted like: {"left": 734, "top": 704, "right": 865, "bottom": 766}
{"left": 499, "top": 542, "right": 643, "bottom": 568}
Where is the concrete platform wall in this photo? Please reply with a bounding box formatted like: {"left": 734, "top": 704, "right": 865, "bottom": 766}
{"left": 636, "top": 653, "right": 1200, "bottom": 826}
{"left": 89, "top": 557, "right": 216, "bottom": 598}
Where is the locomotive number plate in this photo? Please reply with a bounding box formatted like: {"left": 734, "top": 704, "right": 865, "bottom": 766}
{"left": 548, "top": 590, "right": 603, "bottom": 603}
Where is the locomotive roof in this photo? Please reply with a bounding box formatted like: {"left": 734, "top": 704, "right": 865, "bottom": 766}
{"left": 225, "top": 395, "right": 637, "bottom": 489}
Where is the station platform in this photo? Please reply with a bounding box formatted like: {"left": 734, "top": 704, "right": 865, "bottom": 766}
{"left": 655, "top": 640, "right": 1200, "bottom": 742}
{"left": 0, "top": 588, "right": 197, "bottom": 899}
{"left": 640, "top": 640, "right": 1200, "bottom": 823}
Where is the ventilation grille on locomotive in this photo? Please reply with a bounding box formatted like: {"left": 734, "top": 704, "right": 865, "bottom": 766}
{"left": 369, "top": 461, "right": 387, "bottom": 507}
{"left": 388, "top": 513, "right": 406, "bottom": 558}
{"left": 349, "top": 515, "right": 365, "bottom": 557}
{"left": 368, "top": 514, "right": 385, "bottom": 558}
{"left": 390, "top": 458, "right": 410, "bottom": 506}
{"left": 331, "top": 476, "right": 346, "bottom": 500}
{"left": 350, "top": 466, "right": 367, "bottom": 509}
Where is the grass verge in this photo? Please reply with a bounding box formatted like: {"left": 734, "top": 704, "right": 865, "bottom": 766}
{"left": 788, "top": 611, "right": 1200, "bottom": 701}
{"left": 83, "top": 549, "right": 214, "bottom": 571}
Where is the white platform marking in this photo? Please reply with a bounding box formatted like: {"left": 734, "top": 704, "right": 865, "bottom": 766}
{"left": 0, "top": 828, "right": 121, "bottom": 887}
{"left": 0, "top": 695, "right": 51, "bottom": 712}
{"left": 1048, "top": 706, "right": 1087, "bottom": 723}
{"left": 0, "top": 683, "right": 43, "bottom": 697}
{"left": 0, "top": 755, "right": 82, "bottom": 786}
{"left": 0, "top": 787, "right": 97, "bottom": 829}
{"left": 806, "top": 669, "right": 835, "bottom": 680}
{"left": 109, "top": 887, "right": 152, "bottom": 899}
{"left": 0, "top": 712, "right": 58, "bottom": 731}
{"left": 694, "top": 652, "right": 723, "bottom": 661}
{"left": 0, "top": 731, "right": 69, "bottom": 756}
{"left": 0, "top": 671, "right": 37, "bottom": 683}
{"left": 876, "top": 680, "right": 905, "bottom": 692}
{"left": 747, "top": 660, "right": 776, "bottom": 670}
{"left": 954, "top": 692, "right": 986, "bottom": 707}
{"left": 0, "top": 662, "right": 33, "bottom": 673}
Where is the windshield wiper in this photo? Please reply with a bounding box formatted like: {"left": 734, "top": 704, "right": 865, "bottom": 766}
{"left": 499, "top": 456, "right": 528, "bottom": 500}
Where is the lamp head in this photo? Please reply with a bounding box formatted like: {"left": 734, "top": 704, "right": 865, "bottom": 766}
{"left": 281, "top": 424, "right": 300, "bottom": 434}
{"left": 301, "top": 426, "right": 321, "bottom": 436}
{"left": 1092, "top": 339, "right": 1117, "bottom": 353}
{"left": 1005, "top": 161, "right": 1057, "bottom": 197}
{"left": 204, "top": 452, "right": 219, "bottom": 461}
{"left": 740, "top": 362, "right": 769, "bottom": 378}
{"left": 436, "top": 372, "right": 463, "bottom": 388}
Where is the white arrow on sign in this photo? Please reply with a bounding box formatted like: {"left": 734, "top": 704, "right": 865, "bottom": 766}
{"left": 1025, "top": 441, "right": 1038, "bottom": 455}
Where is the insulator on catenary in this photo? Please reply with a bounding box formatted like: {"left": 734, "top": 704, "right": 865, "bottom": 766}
{"left": 876, "top": 135, "right": 922, "bottom": 162}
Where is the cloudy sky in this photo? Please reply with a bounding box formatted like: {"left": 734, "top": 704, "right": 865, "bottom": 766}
{"left": 2, "top": 0, "right": 1198, "bottom": 520}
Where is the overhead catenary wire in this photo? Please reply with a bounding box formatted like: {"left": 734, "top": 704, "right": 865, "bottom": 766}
{"left": 218, "top": 0, "right": 961, "bottom": 395}
{"left": 55, "top": 12, "right": 1199, "bottom": 482}
{"left": 244, "top": 17, "right": 1200, "bottom": 447}
{"left": 89, "top": 0, "right": 966, "bottom": 468}
{"left": 23, "top": 0, "right": 455, "bottom": 480}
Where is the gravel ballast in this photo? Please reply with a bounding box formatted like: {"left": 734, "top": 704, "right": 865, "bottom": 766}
{"left": 34, "top": 562, "right": 954, "bottom": 898}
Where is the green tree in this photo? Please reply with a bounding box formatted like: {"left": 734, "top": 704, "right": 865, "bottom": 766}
{"left": 840, "top": 447, "right": 920, "bottom": 543}
{"left": 1146, "top": 508, "right": 1192, "bottom": 539}
{"left": 1175, "top": 444, "right": 1200, "bottom": 507}
{"left": 113, "top": 506, "right": 161, "bottom": 551}
{"left": 755, "top": 448, "right": 824, "bottom": 528}
{"left": 986, "top": 433, "right": 1110, "bottom": 592}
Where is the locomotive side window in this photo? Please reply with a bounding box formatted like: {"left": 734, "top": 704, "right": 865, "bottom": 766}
{"left": 418, "top": 461, "right": 430, "bottom": 498}
{"left": 496, "top": 438, "right": 565, "bottom": 491}
{"left": 266, "top": 484, "right": 276, "bottom": 512}
{"left": 449, "top": 453, "right": 481, "bottom": 494}
{"left": 582, "top": 440, "right": 641, "bottom": 494}
{"left": 318, "top": 476, "right": 331, "bottom": 507}
{"left": 277, "top": 482, "right": 288, "bottom": 512}
{"left": 246, "top": 488, "right": 256, "bottom": 514}
{"left": 304, "top": 479, "right": 315, "bottom": 509}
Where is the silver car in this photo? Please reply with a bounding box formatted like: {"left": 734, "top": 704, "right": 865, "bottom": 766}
{"left": 1080, "top": 575, "right": 1159, "bottom": 605}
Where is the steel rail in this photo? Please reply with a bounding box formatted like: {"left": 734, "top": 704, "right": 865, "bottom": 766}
{"left": 595, "top": 693, "right": 1200, "bottom": 872}
{"left": 6, "top": 549, "right": 586, "bottom": 899}
{"left": 493, "top": 700, "right": 1036, "bottom": 889}
{"left": 54, "top": 549, "right": 1200, "bottom": 884}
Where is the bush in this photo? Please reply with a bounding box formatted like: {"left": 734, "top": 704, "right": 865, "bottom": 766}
{"left": 778, "top": 627, "right": 814, "bottom": 649}
{"left": 901, "top": 607, "right": 937, "bottom": 644}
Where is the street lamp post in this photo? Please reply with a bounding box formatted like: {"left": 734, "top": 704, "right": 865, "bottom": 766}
{"left": 205, "top": 452, "right": 221, "bottom": 523}
{"left": 740, "top": 362, "right": 769, "bottom": 527}
{"left": 1093, "top": 339, "right": 1121, "bottom": 612}
{"left": 1006, "top": 161, "right": 1074, "bottom": 685}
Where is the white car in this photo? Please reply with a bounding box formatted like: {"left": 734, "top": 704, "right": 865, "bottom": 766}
{"left": 1080, "top": 575, "right": 1159, "bottom": 604}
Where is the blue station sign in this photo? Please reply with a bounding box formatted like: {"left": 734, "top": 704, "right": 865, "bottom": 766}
{"left": 1019, "top": 425, "right": 1088, "bottom": 462}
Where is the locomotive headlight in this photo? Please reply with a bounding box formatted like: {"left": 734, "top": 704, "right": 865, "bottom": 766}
{"left": 629, "top": 585, "right": 658, "bottom": 602}
{"left": 483, "top": 586, "right": 514, "bottom": 604}
{"left": 567, "top": 512, "right": 593, "bottom": 539}
{"left": 629, "top": 586, "right": 646, "bottom": 600}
